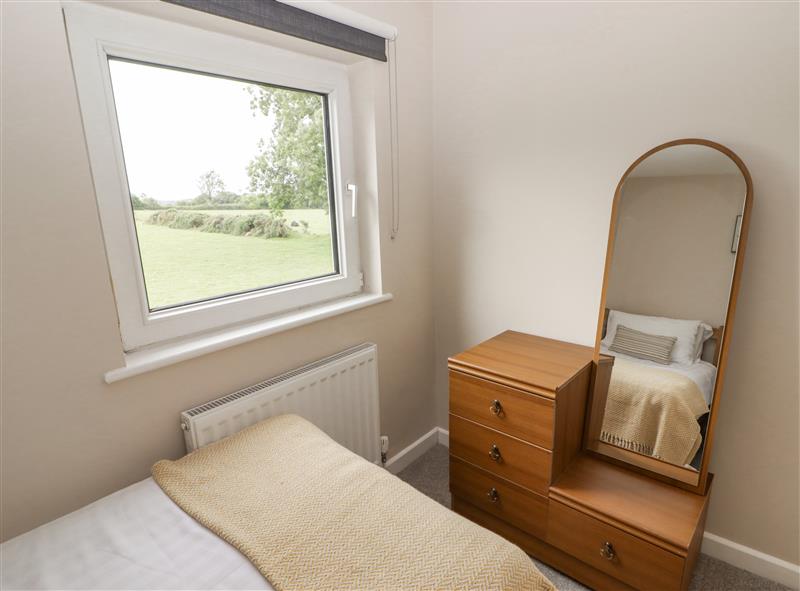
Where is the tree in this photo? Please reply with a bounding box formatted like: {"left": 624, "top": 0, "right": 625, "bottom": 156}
{"left": 246, "top": 86, "right": 330, "bottom": 214}
{"left": 130, "top": 193, "right": 162, "bottom": 210}
{"left": 197, "top": 170, "right": 225, "bottom": 199}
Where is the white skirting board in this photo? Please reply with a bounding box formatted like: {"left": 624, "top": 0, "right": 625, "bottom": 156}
{"left": 389, "top": 426, "right": 799, "bottom": 589}
{"left": 384, "top": 427, "right": 443, "bottom": 474}
{"left": 701, "top": 532, "right": 800, "bottom": 589}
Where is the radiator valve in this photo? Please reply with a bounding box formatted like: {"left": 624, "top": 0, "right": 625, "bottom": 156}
{"left": 380, "top": 435, "right": 389, "bottom": 465}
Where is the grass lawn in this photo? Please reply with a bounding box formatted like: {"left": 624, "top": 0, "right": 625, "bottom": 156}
{"left": 135, "top": 219, "right": 335, "bottom": 310}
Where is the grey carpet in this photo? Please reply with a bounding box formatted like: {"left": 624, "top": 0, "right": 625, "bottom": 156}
{"left": 396, "top": 445, "right": 789, "bottom": 591}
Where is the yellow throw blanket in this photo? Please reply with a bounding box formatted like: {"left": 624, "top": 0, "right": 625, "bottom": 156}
{"left": 600, "top": 358, "right": 709, "bottom": 466}
{"left": 153, "top": 414, "right": 553, "bottom": 591}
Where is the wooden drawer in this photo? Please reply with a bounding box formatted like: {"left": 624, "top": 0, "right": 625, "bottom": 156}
{"left": 449, "top": 414, "right": 551, "bottom": 494}
{"left": 547, "top": 500, "right": 684, "bottom": 591}
{"left": 449, "top": 370, "right": 554, "bottom": 448}
{"left": 450, "top": 457, "right": 548, "bottom": 539}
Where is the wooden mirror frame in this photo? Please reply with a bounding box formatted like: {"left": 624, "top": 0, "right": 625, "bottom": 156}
{"left": 585, "top": 138, "right": 753, "bottom": 494}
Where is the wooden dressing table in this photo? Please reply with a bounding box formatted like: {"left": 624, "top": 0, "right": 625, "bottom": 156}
{"left": 448, "top": 139, "right": 750, "bottom": 590}
{"left": 449, "top": 330, "right": 710, "bottom": 591}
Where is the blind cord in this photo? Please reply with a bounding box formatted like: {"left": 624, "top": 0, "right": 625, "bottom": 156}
{"left": 388, "top": 38, "right": 400, "bottom": 240}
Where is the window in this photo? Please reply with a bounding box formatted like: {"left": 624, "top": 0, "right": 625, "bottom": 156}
{"left": 109, "top": 59, "right": 339, "bottom": 311}
{"left": 66, "top": 4, "right": 363, "bottom": 351}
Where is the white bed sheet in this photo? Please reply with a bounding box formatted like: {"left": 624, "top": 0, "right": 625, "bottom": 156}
{"left": 0, "top": 478, "right": 271, "bottom": 591}
{"left": 600, "top": 344, "right": 717, "bottom": 406}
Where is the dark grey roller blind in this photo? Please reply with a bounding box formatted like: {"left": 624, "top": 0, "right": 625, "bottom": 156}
{"left": 162, "top": 0, "right": 387, "bottom": 61}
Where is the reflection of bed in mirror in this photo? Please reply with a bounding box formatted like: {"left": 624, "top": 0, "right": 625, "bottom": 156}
{"left": 598, "top": 308, "right": 722, "bottom": 469}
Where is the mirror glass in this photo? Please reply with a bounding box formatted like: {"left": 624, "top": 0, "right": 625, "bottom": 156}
{"left": 590, "top": 143, "right": 747, "bottom": 479}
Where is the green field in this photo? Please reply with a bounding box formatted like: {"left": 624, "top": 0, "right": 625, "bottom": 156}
{"left": 133, "top": 209, "right": 334, "bottom": 309}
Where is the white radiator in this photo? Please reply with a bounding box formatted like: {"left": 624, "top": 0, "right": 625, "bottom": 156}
{"left": 180, "top": 343, "right": 381, "bottom": 463}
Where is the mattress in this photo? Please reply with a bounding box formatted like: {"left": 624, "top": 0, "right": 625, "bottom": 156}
{"left": 0, "top": 478, "right": 271, "bottom": 590}
{"left": 601, "top": 344, "right": 717, "bottom": 406}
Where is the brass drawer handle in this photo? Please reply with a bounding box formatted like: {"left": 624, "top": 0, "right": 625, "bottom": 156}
{"left": 489, "top": 399, "right": 504, "bottom": 416}
{"left": 489, "top": 443, "right": 502, "bottom": 462}
{"left": 600, "top": 541, "right": 616, "bottom": 561}
{"left": 487, "top": 487, "right": 500, "bottom": 503}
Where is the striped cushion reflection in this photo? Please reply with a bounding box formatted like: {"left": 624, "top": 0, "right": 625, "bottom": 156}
{"left": 610, "top": 324, "right": 677, "bottom": 365}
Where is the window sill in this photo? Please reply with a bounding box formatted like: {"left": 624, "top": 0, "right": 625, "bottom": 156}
{"left": 104, "top": 292, "right": 393, "bottom": 383}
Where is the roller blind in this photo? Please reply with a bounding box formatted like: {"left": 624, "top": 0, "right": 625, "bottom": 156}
{"left": 162, "top": 0, "right": 388, "bottom": 61}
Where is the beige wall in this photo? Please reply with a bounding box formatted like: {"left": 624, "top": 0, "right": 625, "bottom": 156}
{"left": 432, "top": 1, "right": 799, "bottom": 563}
{"left": 607, "top": 174, "right": 745, "bottom": 326}
{"left": 0, "top": 1, "right": 434, "bottom": 541}
{"left": 3, "top": 0, "right": 798, "bottom": 569}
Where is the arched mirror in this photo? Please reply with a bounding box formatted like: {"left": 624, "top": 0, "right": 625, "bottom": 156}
{"left": 585, "top": 139, "right": 752, "bottom": 492}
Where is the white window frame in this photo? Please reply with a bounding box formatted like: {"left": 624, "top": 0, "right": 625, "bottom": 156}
{"left": 65, "top": 3, "right": 362, "bottom": 351}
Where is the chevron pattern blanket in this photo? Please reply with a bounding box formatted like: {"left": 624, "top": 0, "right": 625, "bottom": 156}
{"left": 153, "top": 414, "right": 553, "bottom": 591}
{"left": 600, "top": 358, "right": 709, "bottom": 465}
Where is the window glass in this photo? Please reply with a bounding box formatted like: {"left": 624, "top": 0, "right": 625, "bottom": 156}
{"left": 108, "top": 58, "right": 338, "bottom": 311}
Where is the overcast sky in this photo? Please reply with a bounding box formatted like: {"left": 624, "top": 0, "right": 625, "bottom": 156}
{"left": 109, "top": 59, "right": 273, "bottom": 203}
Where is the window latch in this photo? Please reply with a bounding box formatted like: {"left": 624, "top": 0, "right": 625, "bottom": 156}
{"left": 347, "top": 183, "right": 358, "bottom": 218}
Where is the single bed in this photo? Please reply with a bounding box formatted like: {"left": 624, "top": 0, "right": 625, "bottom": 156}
{"left": 599, "top": 343, "right": 718, "bottom": 406}
{"left": 1, "top": 477, "right": 270, "bottom": 590}
{"left": 1, "top": 415, "right": 553, "bottom": 591}
{"left": 598, "top": 309, "right": 721, "bottom": 467}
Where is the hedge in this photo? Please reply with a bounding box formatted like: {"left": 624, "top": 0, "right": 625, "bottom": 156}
{"left": 145, "top": 209, "right": 289, "bottom": 239}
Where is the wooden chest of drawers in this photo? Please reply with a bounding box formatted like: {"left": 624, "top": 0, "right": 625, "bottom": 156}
{"left": 448, "top": 330, "right": 593, "bottom": 568}
{"left": 448, "top": 330, "right": 711, "bottom": 591}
